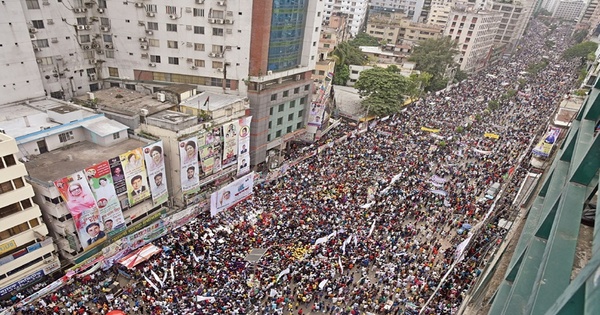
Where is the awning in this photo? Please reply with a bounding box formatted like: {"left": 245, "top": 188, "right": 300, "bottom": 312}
{"left": 118, "top": 244, "right": 162, "bottom": 269}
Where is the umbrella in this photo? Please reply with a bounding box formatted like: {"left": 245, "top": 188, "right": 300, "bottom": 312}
{"left": 462, "top": 223, "right": 472, "bottom": 230}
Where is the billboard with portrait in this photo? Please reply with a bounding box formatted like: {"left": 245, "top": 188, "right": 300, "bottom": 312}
{"left": 222, "top": 121, "right": 238, "bottom": 168}
{"left": 85, "top": 161, "right": 125, "bottom": 234}
{"left": 143, "top": 141, "right": 169, "bottom": 205}
{"left": 179, "top": 137, "right": 200, "bottom": 195}
{"left": 209, "top": 172, "right": 254, "bottom": 217}
{"left": 119, "top": 148, "right": 151, "bottom": 206}
{"left": 108, "top": 157, "right": 127, "bottom": 195}
{"left": 54, "top": 171, "right": 105, "bottom": 249}
{"left": 237, "top": 116, "right": 251, "bottom": 176}
{"left": 307, "top": 102, "right": 325, "bottom": 127}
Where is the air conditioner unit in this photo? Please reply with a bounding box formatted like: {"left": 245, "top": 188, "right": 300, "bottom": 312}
{"left": 105, "top": 43, "right": 113, "bottom": 49}
{"left": 216, "top": 19, "right": 224, "bottom": 24}
{"left": 74, "top": 8, "right": 88, "bottom": 13}
{"left": 141, "top": 53, "right": 149, "bottom": 58}
{"left": 216, "top": 68, "right": 223, "bottom": 72}
{"left": 295, "top": 74, "right": 301, "bottom": 81}
{"left": 89, "top": 59, "right": 97, "bottom": 64}
{"left": 196, "top": 0, "right": 204, "bottom": 3}
{"left": 140, "top": 45, "right": 148, "bottom": 50}
{"left": 47, "top": 19, "right": 54, "bottom": 25}
{"left": 217, "top": 1, "right": 225, "bottom": 6}
{"left": 191, "top": 66, "right": 197, "bottom": 70}
{"left": 36, "top": 58, "right": 42, "bottom": 64}
{"left": 224, "top": 19, "right": 233, "bottom": 24}
{"left": 267, "top": 70, "right": 273, "bottom": 75}
{"left": 100, "top": 26, "right": 110, "bottom": 32}
{"left": 89, "top": 73, "right": 97, "bottom": 81}
{"left": 169, "top": 14, "right": 177, "bottom": 19}
{"left": 42, "top": 0, "right": 50, "bottom": 5}
{"left": 55, "top": 56, "right": 62, "bottom": 60}
{"left": 135, "top": 2, "right": 144, "bottom": 8}
{"left": 51, "top": 38, "right": 58, "bottom": 43}
{"left": 185, "top": 7, "right": 192, "bottom": 13}
{"left": 96, "top": 50, "right": 104, "bottom": 54}
{"left": 76, "top": 25, "right": 86, "bottom": 30}
{"left": 84, "top": 25, "right": 92, "bottom": 30}
{"left": 29, "top": 28, "right": 37, "bottom": 33}
{"left": 186, "top": 25, "right": 192, "bottom": 30}
{"left": 34, "top": 47, "right": 41, "bottom": 52}
{"left": 82, "top": 44, "right": 91, "bottom": 50}
{"left": 139, "top": 37, "right": 147, "bottom": 42}
{"left": 225, "top": 45, "right": 232, "bottom": 50}
{"left": 156, "top": 92, "right": 166, "bottom": 102}
{"left": 148, "top": 63, "right": 156, "bottom": 67}
{"left": 97, "top": 8, "right": 105, "bottom": 13}
{"left": 186, "top": 42, "right": 192, "bottom": 47}
{"left": 208, "top": 52, "right": 217, "bottom": 57}
{"left": 30, "top": 34, "right": 37, "bottom": 40}
{"left": 146, "top": 30, "right": 154, "bottom": 35}
{"left": 146, "top": 12, "right": 155, "bottom": 17}
{"left": 187, "top": 58, "right": 193, "bottom": 63}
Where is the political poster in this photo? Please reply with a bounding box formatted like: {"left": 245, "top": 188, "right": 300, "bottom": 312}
{"left": 209, "top": 172, "right": 254, "bottom": 217}
{"left": 119, "top": 148, "right": 151, "bottom": 206}
{"left": 143, "top": 142, "right": 168, "bottom": 206}
{"left": 237, "top": 116, "right": 251, "bottom": 176}
{"left": 198, "top": 133, "right": 217, "bottom": 175}
{"left": 532, "top": 126, "right": 561, "bottom": 158}
{"left": 108, "top": 157, "right": 127, "bottom": 195}
{"left": 222, "top": 121, "right": 239, "bottom": 168}
{"left": 179, "top": 137, "right": 200, "bottom": 195}
{"left": 308, "top": 102, "right": 325, "bottom": 127}
{"left": 85, "top": 161, "right": 125, "bottom": 233}
{"left": 54, "top": 171, "right": 105, "bottom": 249}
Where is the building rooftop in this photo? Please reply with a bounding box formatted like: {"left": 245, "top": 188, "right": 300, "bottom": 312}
{"left": 0, "top": 98, "right": 95, "bottom": 138}
{"left": 25, "top": 138, "right": 147, "bottom": 183}
{"left": 333, "top": 85, "right": 363, "bottom": 118}
{"left": 158, "top": 84, "right": 197, "bottom": 95}
{"left": 554, "top": 96, "right": 584, "bottom": 127}
{"left": 180, "top": 91, "right": 247, "bottom": 111}
{"left": 88, "top": 88, "right": 173, "bottom": 116}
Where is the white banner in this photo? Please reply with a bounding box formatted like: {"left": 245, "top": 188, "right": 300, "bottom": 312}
{"left": 179, "top": 137, "right": 200, "bottom": 195}
{"left": 209, "top": 172, "right": 254, "bottom": 217}
{"left": 237, "top": 116, "right": 252, "bottom": 176}
{"left": 143, "top": 141, "right": 168, "bottom": 205}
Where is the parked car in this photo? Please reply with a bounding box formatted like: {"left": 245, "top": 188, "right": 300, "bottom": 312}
{"left": 485, "top": 182, "right": 501, "bottom": 200}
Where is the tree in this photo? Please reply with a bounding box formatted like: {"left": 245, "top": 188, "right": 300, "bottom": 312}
{"left": 407, "top": 72, "right": 433, "bottom": 100}
{"left": 572, "top": 30, "right": 587, "bottom": 44}
{"left": 563, "top": 41, "right": 598, "bottom": 60}
{"left": 354, "top": 67, "right": 411, "bottom": 116}
{"left": 333, "top": 64, "right": 350, "bottom": 85}
{"left": 454, "top": 69, "right": 469, "bottom": 83}
{"left": 408, "top": 37, "right": 458, "bottom": 92}
{"left": 349, "top": 33, "right": 381, "bottom": 48}
{"left": 332, "top": 42, "right": 368, "bottom": 86}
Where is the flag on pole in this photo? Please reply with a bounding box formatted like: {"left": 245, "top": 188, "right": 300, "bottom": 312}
{"left": 338, "top": 256, "right": 344, "bottom": 274}
{"left": 202, "top": 97, "right": 210, "bottom": 109}
{"left": 144, "top": 275, "right": 160, "bottom": 292}
{"left": 368, "top": 220, "right": 376, "bottom": 237}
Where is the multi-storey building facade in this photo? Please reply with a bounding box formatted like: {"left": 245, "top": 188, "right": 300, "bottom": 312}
{"left": 428, "top": 0, "right": 455, "bottom": 27}
{"left": 0, "top": 133, "right": 59, "bottom": 298}
{"left": 323, "top": 0, "right": 369, "bottom": 35}
{"left": 485, "top": 0, "right": 535, "bottom": 51}
{"left": 444, "top": 8, "right": 502, "bottom": 72}
{"left": 552, "top": 0, "right": 586, "bottom": 20}
{"left": 370, "top": 0, "right": 428, "bottom": 22}
{"left": 366, "top": 12, "right": 443, "bottom": 46}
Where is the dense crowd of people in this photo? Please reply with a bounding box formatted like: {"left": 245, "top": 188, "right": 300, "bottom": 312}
{"left": 4, "top": 19, "right": 583, "bottom": 315}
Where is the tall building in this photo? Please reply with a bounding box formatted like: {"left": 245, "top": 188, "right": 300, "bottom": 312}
{"left": 4, "top": 0, "right": 327, "bottom": 167}
{"left": 576, "top": 0, "right": 600, "bottom": 35}
{"left": 370, "top": 0, "right": 428, "bottom": 22}
{"left": 366, "top": 12, "right": 442, "bottom": 46}
{"left": 428, "top": 0, "right": 455, "bottom": 28}
{"left": 444, "top": 8, "right": 502, "bottom": 72}
{"left": 485, "top": 0, "right": 536, "bottom": 51}
{"left": 552, "top": 0, "right": 586, "bottom": 20}
{"left": 0, "top": 132, "right": 60, "bottom": 297}
{"left": 323, "top": 0, "right": 369, "bottom": 35}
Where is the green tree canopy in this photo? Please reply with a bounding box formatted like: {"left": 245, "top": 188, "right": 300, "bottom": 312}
{"left": 349, "top": 33, "right": 381, "bottom": 47}
{"left": 354, "top": 67, "right": 411, "bottom": 116}
{"left": 572, "top": 30, "right": 587, "bottom": 44}
{"left": 408, "top": 37, "right": 458, "bottom": 92}
{"left": 407, "top": 72, "right": 433, "bottom": 100}
{"left": 563, "top": 41, "right": 598, "bottom": 60}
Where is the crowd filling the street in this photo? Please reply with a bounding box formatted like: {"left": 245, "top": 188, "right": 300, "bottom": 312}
{"left": 2, "top": 19, "right": 584, "bottom": 315}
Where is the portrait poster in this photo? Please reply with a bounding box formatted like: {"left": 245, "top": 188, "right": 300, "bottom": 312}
{"left": 108, "top": 157, "right": 127, "bottom": 195}
{"left": 53, "top": 171, "right": 104, "bottom": 249}
{"left": 237, "top": 116, "right": 251, "bottom": 176}
{"left": 119, "top": 148, "right": 151, "bottom": 206}
{"left": 85, "top": 161, "right": 125, "bottom": 233}
{"left": 209, "top": 172, "right": 254, "bottom": 217}
{"left": 308, "top": 102, "right": 325, "bottom": 127}
{"left": 143, "top": 141, "right": 168, "bottom": 205}
{"left": 198, "top": 133, "right": 216, "bottom": 175}
{"left": 222, "top": 121, "right": 239, "bottom": 168}
{"left": 179, "top": 137, "right": 200, "bottom": 195}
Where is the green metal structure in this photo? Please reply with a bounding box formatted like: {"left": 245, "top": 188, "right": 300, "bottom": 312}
{"left": 488, "top": 79, "right": 600, "bottom": 314}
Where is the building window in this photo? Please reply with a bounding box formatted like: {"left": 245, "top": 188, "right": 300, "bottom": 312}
{"left": 304, "top": 84, "right": 310, "bottom": 91}
{"left": 80, "top": 34, "right": 91, "bottom": 43}
{"left": 103, "top": 34, "right": 112, "bottom": 42}
{"left": 283, "top": 90, "right": 289, "bottom": 97}
{"left": 166, "top": 23, "right": 178, "bottom": 32}
{"left": 287, "top": 126, "right": 292, "bottom": 133}
{"left": 300, "top": 97, "right": 306, "bottom": 105}
{"left": 278, "top": 104, "right": 284, "bottom": 112}
{"left": 294, "top": 87, "right": 300, "bottom": 94}
{"left": 29, "top": 218, "right": 40, "bottom": 228}
{"left": 276, "top": 130, "right": 282, "bottom": 137}
{"left": 194, "top": 26, "right": 205, "bottom": 34}
{"left": 277, "top": 117, "right": 283, "bottom": 125}
{"left": 108, "top": 67, "right": 119, "bottom": 77}
{"left": 33, "top": 39, "right": 49, "bottom": 48}
{"left": 105, "top": 50, "right": 115, "bottom": 58}
{"left": 167, "top": 40, "right": 178, "bottom": 48}
{"left": 193, "top": 8, "right": 204, "bottom": 17}
{"left": 76, "top": 17, "right": 87, "bottom": 25}
{"left": 113, "top": 132, "right": 120, "bottom": 140}
{"left": 168, "top": 57, "right": 179, "bottom": 65}
{"left": 271, "top": 94, "right": 277, "bottom": 101}
{"left": 148, "top": 22, "right": 158, "bottom": 30}
{"left": 297, "top": 122, "right": 302, "bottom": 129}
{"left": 0, "top": 202, "right": 22, "bottom": 219}
{"left": 194, "top": 59, "right": 205, "bottom": 67}
{"left": 26, "top": 0, "right": 40, "bottom": 10}
{"left": 289, "top": 100, "right": 295, "bottom": 108}
{"left": 31, "top": 20, "right": 45, "bottom": 29}
{"left": 38, "top": 57, "right": 53, "bottom": 65}
{"left": 0, "top": 181, "right": 13, "bottom": 194}
{"left": 150, "top": 55, "right": 161, "bottom": 63}
{"left": 269, "top": 107, "right": 273, "bottom": 115}
{"left": 58, "top": 131, "right": 74, "bottom": 143}
{"left": 13, "top": 178, "right": 25, "bottom": 189}
{"left": 145, "top": 4, "right": 157, "bottom": 12}
{"left": 212, "top": 28, "right": 224, "bottom": 36}
{"left": 211, "top": 61, "right": 223, "bottom": 69}
{"left": 194, "top": 43, "right": 205, "bottom": 51}
{"left": 148, "top": 39, "right": 160, "bottom": 47}
{"left": 21, "top": 199, "right": 32, "bottom": 209}
{"left": 298, "top": 109, "right": 303, "bottom": 118}
{"left": 165, "top": 5, "right": 177, "bottom": 14}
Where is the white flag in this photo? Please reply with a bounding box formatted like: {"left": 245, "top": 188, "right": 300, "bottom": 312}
{"left": 338, "top": 256, "right": 344, "bottom": 274}
{"left": 368, "top": 220, "right": 376, "bottom": 237}
{"left": 353, "top": 234, "right": 358, "bottom": 247}
{"left": 143, "top": 275, "right": 159, "bottom": 292}
{"left": 342, "top": 235, "right": 352, "bottom": 254}
{"left": 277, "top": 267, "right": 290, "bottom": 282}
{"left": 151, "top": 270, "right": 163, "bottom": 287}
{"left": 318, "top": 279, "right": 329, "bottom": 290}
{"left": 314, "top": 236, "right": 329, "bottom": 246}
{"left": 170, "top": 264, "right": 175, "bottom": 281}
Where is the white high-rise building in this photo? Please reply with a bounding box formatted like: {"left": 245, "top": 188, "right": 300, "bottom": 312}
{"left": 0, "top": 132, "right": 60, "bottom": 296}
{"left": 323, "top": 0, "right": 369, "bottom": 35}
{"left": 370, "top": 0, "right": 428, "bottom": 22}
{"left": 553, "top": 0, "right": 586, "bottom": 20}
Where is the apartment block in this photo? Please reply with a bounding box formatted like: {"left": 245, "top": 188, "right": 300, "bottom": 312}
{"left": 485, "top": 0, "right": 535, "bottom": 51}
{"left": 0, "top": 133, "right": 59, "bottom": 298}
{"left": 553, "top": 0, "right": 586, "bottom": 20}
{"left": 367, "top": 12, "right": 443, "bottom": 46}
{"left": 323, "top": 0, "right": 369, "bottom": 35}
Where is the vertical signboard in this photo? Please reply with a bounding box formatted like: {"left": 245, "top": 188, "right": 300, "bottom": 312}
{"left": 143, "top": 141, "right": 169, "bottom": 205}
{"left": 108, "top": 157, "right": 127, "bottom": 195}
{"left": 222, "top": 121, "right": 239, "bottom": 168}
{"left": 119, "top": 148, "right": 151, "bottom": 206}
{"left": 179, "top": 137, "right": 200, "bottom": 195}
{"left": 237, "top": 116, "right": 251, "bottom": 176}
{"left": 85, "top": 161, "right": 126, "bottom": 233}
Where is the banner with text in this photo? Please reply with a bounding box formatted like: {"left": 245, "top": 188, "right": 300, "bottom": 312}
{"left": 209, "top": 172, "right": 254, "bottom": 217}
{"left": 54, "top": 171, "right": 104, "bottom": 249}
{"left": 143, "top": 142, "right": 169, "bottom": 205}
{"left": 108, "top": 156, "right": 127, "bottom": 195}
{"left": 179, "top": 137, "right": 200, "bottom": 195}
{"left": 85, "top": 161, "right": 125, "bottom": 233}
{"left": 532, "top": 126, "right": 560, "bottom": 158}
{"left": 237, "top": 116, "right": 251, "bottom": 176}
{"left": 120, "top": 148, "right": 151, "bottom": 206}
{"left": 222, "top": 121, "right": 239, "bottom": 168}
